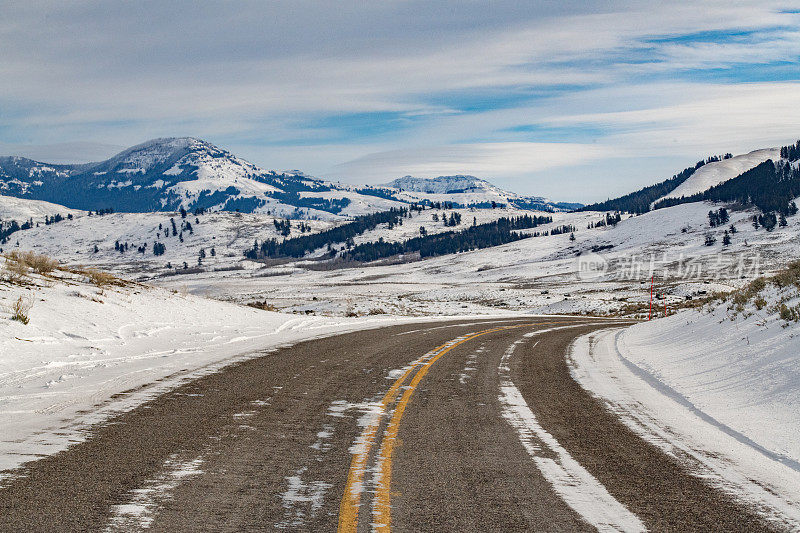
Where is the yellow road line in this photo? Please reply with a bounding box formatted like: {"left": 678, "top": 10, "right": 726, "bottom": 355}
{"left": 338, "top": 320, "right": 583, "bottom": 532}
{"left": 339, "top": 321, "right": 576, "bottom": 532}
{"left": 337, "top": 339, "right": 453, "bottom": 533}
{"left": 371, "top": 324, "right": 540, "bottom": 532}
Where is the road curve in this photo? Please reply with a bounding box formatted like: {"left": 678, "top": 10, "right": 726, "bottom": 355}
{"left": 0, "top": 317, "right": 778, "bottom": 532}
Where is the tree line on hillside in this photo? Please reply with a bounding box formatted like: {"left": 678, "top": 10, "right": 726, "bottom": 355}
{"left": 707, "top": 207, "right": 730, "bottom": 227}
{"left": 0, "top": 212, "right": 75, "bottom": 246}
{"left": 432, "top": 212, "right": 463, "bottom": 226}
{"left": 579, "top": 155, "right": 732, "bottom": 214}
{"left": 529, "top": 224, "right": 577, "bottom": 238}
{"left": 266, "top": 191, "right": 351, "bottom": 214}
{"left": 245, "top": 207, "right": 412, "bottom": 259}
{"left": 343, "top": 215, "right": 553, "bottom": 262}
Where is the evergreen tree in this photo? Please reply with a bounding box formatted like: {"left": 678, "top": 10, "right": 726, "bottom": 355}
{"left": 759, "top": 212, "right": 777, "bottom": 231}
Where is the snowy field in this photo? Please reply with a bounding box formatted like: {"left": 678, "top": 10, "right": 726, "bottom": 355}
{"left": 141, "top": 200, "right": 800, "bottom": 318}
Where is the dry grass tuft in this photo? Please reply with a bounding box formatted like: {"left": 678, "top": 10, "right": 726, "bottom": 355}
{"left": 5, "top": 251, "right": 59, "bottom": 275}
{"left": 9, "top": 295, "right": 33, "bottom": 324}
{"left": 246, "top": 300, "right": 280, "bottom": 312}
{"left": 723, "top": 260, "right": 800, "bottom": 321}
{"left": 2, "top": 258, "right": 29, "bottom": 285}
{"left": 772, "top": 260, "right": 800, "bottom": 289}
{"left": 81, "top": 268, "right": 119, "bottom": 287}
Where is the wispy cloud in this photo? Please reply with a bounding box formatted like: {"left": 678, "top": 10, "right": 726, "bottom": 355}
{"left": 1, "top": 1, "right": 799, "bottom": 199}
{"left": 329, "top": 142, "right": 622, "bottom": 184}
{"left": 0, "top": 141, "right": 124, "bottom": 164}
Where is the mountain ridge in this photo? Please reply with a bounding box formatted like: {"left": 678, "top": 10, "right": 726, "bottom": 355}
{"left": 0, "top": 138, "right": 579, "bottom": 217}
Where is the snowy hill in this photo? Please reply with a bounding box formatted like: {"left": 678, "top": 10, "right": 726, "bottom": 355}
{"left": 0, "top": 195, "right": 86, "bottom": 224}
{"left": 9, "top": 209, "right": 333, "bottom": 275}
{"left": 0, "top": 138, "right": 578, "bottom": 218}
{"left": 657, "top": 148, "right": 779, "bottom": 203}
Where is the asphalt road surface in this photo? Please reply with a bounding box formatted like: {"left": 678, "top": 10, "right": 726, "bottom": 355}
{"left": 0, "top": 317, "right": 779, "bottom": 532}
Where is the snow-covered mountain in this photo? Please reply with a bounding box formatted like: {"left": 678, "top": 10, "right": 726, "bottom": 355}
{"left": 387, "top": 175, "right": 505, "bottom": 195}
{"left": 0, "top": 138, "right": 579, "bottom": 218}
{"left": 0, "top": 138, "right": 356, "bottom": 218}
{"left": 384, "top": 175, "right": 581, "bottom": 211}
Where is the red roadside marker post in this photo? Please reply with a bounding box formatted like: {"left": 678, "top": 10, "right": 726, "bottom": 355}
{"left": 649, "top": 275, "right": 654, "bottom": 320}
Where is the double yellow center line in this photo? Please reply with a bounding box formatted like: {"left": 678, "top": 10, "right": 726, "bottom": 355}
{"left": 338, "top": 322, "right": 550, "bottom": 533}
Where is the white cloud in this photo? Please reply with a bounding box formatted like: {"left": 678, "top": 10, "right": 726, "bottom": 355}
{"left": 327, "top": 142, "right": 621, "bottom": 183}
{"left": 543, "top": 82, "right": 800, "bottom": 155}
{"left": 0, "top": 1, "right": 798, "bottom": 199}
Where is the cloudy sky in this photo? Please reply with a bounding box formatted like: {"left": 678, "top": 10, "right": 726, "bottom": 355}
{"left": 2, "top": 1, "right": 800, "bottom": 202}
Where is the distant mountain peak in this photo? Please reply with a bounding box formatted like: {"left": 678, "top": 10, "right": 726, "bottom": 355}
{"left": 101, "top": 137, "right": 219, "bottom": 173}
{"left": 386, "top": 175, "right": 501, "bottom": 194}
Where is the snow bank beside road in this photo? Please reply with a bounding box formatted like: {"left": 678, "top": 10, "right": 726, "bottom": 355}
{"left": 0, "top": 260, "right": 427, "bottom": 474}
{"left": 568, "top": 304, "right": 800, "bottom": 527}
{"left": 620, "top": 305, "right": 800, "bottom": 466}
